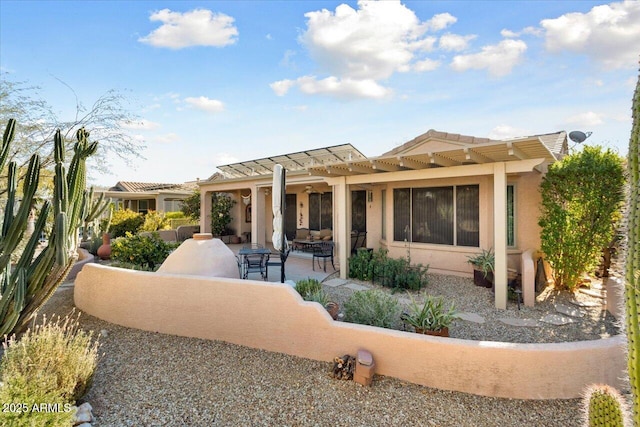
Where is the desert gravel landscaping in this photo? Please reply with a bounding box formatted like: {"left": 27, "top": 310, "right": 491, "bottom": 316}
{"left": 35, "top": 271, "right": 627, "bottom": 427}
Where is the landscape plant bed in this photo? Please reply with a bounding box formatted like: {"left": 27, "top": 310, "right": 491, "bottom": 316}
{"left": 323, "top": 272, "right": 621, "bottom": 344}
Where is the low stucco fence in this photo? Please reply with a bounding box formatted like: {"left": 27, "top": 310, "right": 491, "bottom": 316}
{"left": 74, "top": 263, "right": 627, "bottom": 400}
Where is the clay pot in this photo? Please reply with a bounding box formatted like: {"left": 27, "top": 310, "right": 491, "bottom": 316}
{"left": 97, "top": 233, "right": 111, "bottom": 260}
{"left": 415, "top": 327, "right": 449, "bottom": 337}
{"left": 325, "top": 302, "right": 340, "bottom": 320}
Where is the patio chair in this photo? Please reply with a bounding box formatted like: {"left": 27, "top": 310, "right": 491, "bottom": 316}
{"left": 312, "top": 241, "right": 335, "bottom": 272}
{"left": 265, "top": 248, "right": 290, "bottom": 281}
{"left": 241, "top": 243, "right": 267, "bottom": 280}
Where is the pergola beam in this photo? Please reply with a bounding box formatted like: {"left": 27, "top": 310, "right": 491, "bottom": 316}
{"left": 370, "top": 160, "right": 402, "bottom": 172}
{"left": 428, "top": 152, "right": 460, "bottom": 167}
{"left": 507, "top": 142, "right": 527, "bottom": 160}
{"left": 397, "top": 156, "right": 429, "bottom": 170}
{"left": 464, "top": 147, "right": 492, "bottom": 164}
{"left": 347, "top": 162, "right": 375, "bottom": 174}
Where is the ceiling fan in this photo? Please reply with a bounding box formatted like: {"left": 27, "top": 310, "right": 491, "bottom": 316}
{"left": 304, "top": 185, "right": 316, "bottom": 194}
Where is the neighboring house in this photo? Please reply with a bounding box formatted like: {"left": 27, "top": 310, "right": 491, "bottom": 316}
{"left": 197, "top": 130, "right": 568, "bottom": 309}
{"left": 97, "top": 181, "right": 196, "bottom": 214}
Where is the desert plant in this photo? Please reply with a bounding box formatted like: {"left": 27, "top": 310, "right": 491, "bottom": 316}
{"left": 210, "top": 192, "right": 236, "bottom": 236}
{"left": 0, "top": 120, "right": 107, "bottom": 336}
{"left": 349, "top": 248, "right": 428, "bottom": 290}
{"left": 538, "top": 146, "right": 625, "bottom": 290}
{"left": 583, "top": 384, "right": 629, "bottom": 427}
{"left": 295, "top": 278, "right": 322, "bottom": 299}
{"left": 402, "top": 295, "right": 458, "bottom": 333}
{"left": 110, "top": 232, "right": 177, "bottom": 271}
{"left": 104, "top": 208, "right": 143, "bottom": 238}
{"left": 467, "top": 248, "right": 495, "bottom": 278}
{"left": 624, "top": 66, "right": 640, "bottom": 426}
{"left": 344, "top": 289, "right": 401, "bottom": 329}
{"left": 0, "top": 312, "right": 99, "bottom": 426}
{"left": 140, "top": 210, "right": 170, "bottom": 232}
{"left": 305, "top": 289, "right": 330, "bottom": 306}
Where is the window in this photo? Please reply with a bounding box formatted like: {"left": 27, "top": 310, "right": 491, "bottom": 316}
{"left": 393, "top": 185, "right": 479, "bottom": 247}
{"left": 507, "top": 184, "right": 515, "bottom": 247}
{"left": 309, "top": 193, "right": 333, "bottom": 230}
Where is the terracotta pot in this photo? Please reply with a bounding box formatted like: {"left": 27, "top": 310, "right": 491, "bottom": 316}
{"left": 473, "top": 270, "right": 493, "bottom": 288}
{"left": 97, "top": 233, "right": 111, "bottom": 260}
{"left": 325, "top": 302, "right": 340, "bottom": 320}
{"left": 415, "top": 327, "right": 449, "bottom": 337}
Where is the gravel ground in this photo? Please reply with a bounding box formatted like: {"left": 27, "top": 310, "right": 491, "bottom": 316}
{"left": 34, "top": 284, "right": 608, "bottom": 427}
{"left": 323, "top": 272, "right": 621, "bottom": 343}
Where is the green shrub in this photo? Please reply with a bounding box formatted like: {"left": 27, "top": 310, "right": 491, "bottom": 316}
{"left": 344, "top": 290, "right": 401, "bottom": 329}
{"left": 165, "top": 211, "right": 185, "bottom": 219}
{"left": 141, "top": 210, "right": 170, "bottom": 232}
{"left": 306, "top": 289, "right": 330, "bottom": 306}
{"left": 538, "top": 146, "right": 625, "bottom": 290}
{"left": 0, "top": 312, "right": 99, "bottom": 427}
{"left": 104, "top": 208, "right": 144, "bottom": 238}
{"left": 295, "top": 278, "right": 322, "bottom": 299}
{"left": 349, "top": 248, "right": 428, "bottom": 291}
{"left": 110, "top": 232, "right": 177, "bottom": 270}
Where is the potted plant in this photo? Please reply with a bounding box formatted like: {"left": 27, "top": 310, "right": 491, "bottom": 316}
{"left": 402, "top": 295, "right": 458, "bottom": 337}
{"left": 306, "top": 289, "right": 340, "bottom": 320}
{"left": 467, "top": 248, "right": 494, "bottom": 288}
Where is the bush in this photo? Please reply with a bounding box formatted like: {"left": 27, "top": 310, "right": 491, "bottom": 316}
{"left": 295, "top": 278, "right": 322, "bottom": 299}
{"left": 104, "top": 208, "right": 144, "bottom": 238}
{"left": 349, "top": 248, "right": 428, "bottom": 291}
{"left": 538, "top": 146, "right": 625, "bottom": 290}
{"left": 0, "top": 312, "right": 99, "bottom": 427}
{"left": 141, "top": 210, "right": 170, "bottom": 232}
{"left": 110, "top": 232, "right": 177, "bottom": 270}
{"left": 344, "top": 290, "right": 401, "bottom": 329}
{"left": 165, "top": 211, "right": 185, "bottom": 219}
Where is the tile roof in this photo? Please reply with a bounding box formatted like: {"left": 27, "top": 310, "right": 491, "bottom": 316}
{"left": 109, "top": 181, "right": 196, "bottom": 193}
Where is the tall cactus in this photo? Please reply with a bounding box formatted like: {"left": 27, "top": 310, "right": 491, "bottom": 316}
{"left": 0, "top": 119, "right": 107, "bottom": 336}
{"left": 626, "top": 65, "right": 640, "bottom": 426}
{"left": 584, "top": 384, "right": 628, "bottom": 427}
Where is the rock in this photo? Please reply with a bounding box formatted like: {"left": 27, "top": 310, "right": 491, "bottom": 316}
{"left": 100, "top": 329, "right": 109, "bottom": 338}
{"left": 156, "top": 237, "right": 239, "bottom": 278}
{"left": 73, "top": 402, "right": 94, "bottom": 425}
{"left": 554, "top": 303, "right": 585, "bottom": 318}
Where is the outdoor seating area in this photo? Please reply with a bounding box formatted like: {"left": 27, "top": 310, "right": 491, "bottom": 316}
{"left": 292, "top": 228, "right": 333, "bottom": 252}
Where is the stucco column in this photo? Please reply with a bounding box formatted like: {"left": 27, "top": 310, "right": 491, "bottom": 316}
{"left": 252, "top": 186, "right": 266, "bottom": 246}
{"left": 333, "top": 177, "right": 349, "bottom": 279}
{"left": 200, "top": 190, "right": 212, "bottom": 234}
{"left": 493, "top": 162, "right": 507, "bottom": 310}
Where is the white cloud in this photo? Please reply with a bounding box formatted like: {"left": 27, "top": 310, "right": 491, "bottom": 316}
{"left": 487, "top": 125, "right": 532, "bottom": 140}
{"left": 270, "top": 75, "right": 392, "bottom": 99}
{"left": 139, "top": 8, "right": 238, "bottom": 49}
{"left": 184, "top": 96, "right": 225, "bottom": 113}
{"left": 214, "top": 153, "right": 238, "bottom": 166}
{"left": 413, "top": 58, "right": 441, "bottom": 72}
{"left": 121, "top": 119, "right": 161, "bottom": 131}
{"left": 424, "top": 13, "right": 457, "bottom": 31}
{"left": 540, "top": 1, "right": 640, "bottom": 69}
{"left": 501, "top": 26, "right": 542, "bottom": 38}
{"left": 300, "top": 0, "right": 449, "bottom": 80}
{"left": 438, "top": 33, "right": 476, "bottom": 51}
{"left": 450, "top": 39, "right": 527, "bottom": 77}
{"left": 565, "top": 111, "right": 604, "bottom": 127}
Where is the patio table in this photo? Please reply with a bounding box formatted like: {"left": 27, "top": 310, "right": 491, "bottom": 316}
{"left": 238, "top": 247, "right": 272, "bottom": 279}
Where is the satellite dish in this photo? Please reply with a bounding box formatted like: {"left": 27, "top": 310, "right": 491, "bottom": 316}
{"left": 568, "top": 131, "right": 592, "bottom": 144}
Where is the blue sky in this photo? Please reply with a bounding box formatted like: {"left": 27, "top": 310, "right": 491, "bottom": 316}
{"left": 1, "top": 0, "right": 638, "bottom": 186}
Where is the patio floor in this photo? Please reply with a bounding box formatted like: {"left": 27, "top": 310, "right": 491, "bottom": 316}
{"left": 226, "top": 243, "right": 337, "bottom": 284}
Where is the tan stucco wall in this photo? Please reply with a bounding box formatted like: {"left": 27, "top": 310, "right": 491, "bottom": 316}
{"left": 74, "top": 264, "right": 626, "bottom": 400}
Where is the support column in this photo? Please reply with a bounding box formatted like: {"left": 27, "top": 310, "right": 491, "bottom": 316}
{"left": 251, "top": 186, "right": 266, "bottom": 246}
{"left": 493, "top": 162, "right": 507, "bottom": 310}
{"left": 333, "top": 177, "right": 349, "bottom": 279}
{"left": 200, "top": 190, "right": 212, "bottom": 234}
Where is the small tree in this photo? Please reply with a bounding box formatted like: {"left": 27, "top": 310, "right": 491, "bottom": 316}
{"left": 210, "top": 193, "right": 235, "bottom": 236}
{"left": 538, "top": 146, "right": 625, "bottom": 290}
{"left": 180, "top": 189, "right": 201, "bottom": 221}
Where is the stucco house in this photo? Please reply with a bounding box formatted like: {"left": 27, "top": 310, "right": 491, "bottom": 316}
{"left": 97, "top": 181, "right": 196, "bottom": 214}
{"left": 197, "top": 129, "right": 568, "bottom": 309}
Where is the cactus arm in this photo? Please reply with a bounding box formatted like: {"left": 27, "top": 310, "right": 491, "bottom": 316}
{"left": 1, "top": 161, "right": 17, "bottom": 239}
{"left": 0, "top": 118, "right": 16, "bottom": 171}
{"left": 625, "top": 65, "right": 640, "bottom": 427}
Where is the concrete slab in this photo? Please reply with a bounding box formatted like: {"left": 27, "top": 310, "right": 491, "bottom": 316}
{"left": 540, "top": 313, "right": 576, "bottom": 326}
{"left": 498, "top": 318, "right": 540, "bottom": 327}
{"left": 555, "top": 303, "right": 585, "bottom": 318}
{"left": 344, "top": 283, "right": 371, "bottom": 292}
{"left": 458, "top": 312, "right": 485, "bottom": 324}
{"left": 323, "top": 278, "right": 349, "bottom": 288}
